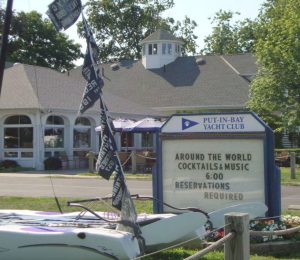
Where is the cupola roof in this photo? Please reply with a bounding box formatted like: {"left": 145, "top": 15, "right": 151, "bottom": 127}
{"left": 140, "top": 29, "right": 183, "bottom": 44}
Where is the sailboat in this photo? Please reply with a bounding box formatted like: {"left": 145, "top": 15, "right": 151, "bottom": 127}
{"left": 0, "top": 1, "right": 268, "bottom": 259}
{"left": 0, "top": 201, "right": 267, "bottom": 259}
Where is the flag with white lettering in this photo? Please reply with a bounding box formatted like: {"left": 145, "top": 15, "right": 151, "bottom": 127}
{"left": 96, "top": 96, "right": 136, "bottom": 219}
{"left": 95, "top": 99, "right": 117, "bottom": 180}
{"left": 79, "top": 15, "right": 103, "bottom": 114}
{"left": 77, "top": 14, "right": 138, "bottom": 234}
{"left": 47, "top": 0, "right": 82, "bottom": 31}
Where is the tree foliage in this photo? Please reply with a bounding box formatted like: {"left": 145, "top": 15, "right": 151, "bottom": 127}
{"left": 247, "top": 0, "right": 300, "bottom": 132}
{"left": 170, "top": 16, "right": 198, "bottom": 55}
{"left": 0, "top": 10, "right": 81, "bottom": 71}
{"left": 201, "top": 10, "right": 256, "bottom": 55}
{"left": 80, "top": 0, "right": 198, "bottom": 61}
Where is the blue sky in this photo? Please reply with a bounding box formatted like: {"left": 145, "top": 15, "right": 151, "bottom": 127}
{"left": 10, "top": 0, "right": 265, "bottom": 62}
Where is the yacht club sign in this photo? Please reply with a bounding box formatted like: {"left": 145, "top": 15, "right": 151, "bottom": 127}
{"left": 153, "top": 112, "right": 280, "bottom": 217}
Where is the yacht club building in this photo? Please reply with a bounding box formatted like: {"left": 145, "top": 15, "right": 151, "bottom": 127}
{"left": 2, "top": 30, "right": 293, "bottom": 170}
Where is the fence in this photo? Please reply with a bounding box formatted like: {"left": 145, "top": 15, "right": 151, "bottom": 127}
{"left": 185, "top": 213, "right": 300, "bottom": 260}
{"left": 275, "top": 150, "right": 300, "bottom": 179}
{"left": 88, "top": 150, "right": 156, "bottom": 173}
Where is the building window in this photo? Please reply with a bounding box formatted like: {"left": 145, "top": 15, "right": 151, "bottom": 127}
{"left": 73, "top": 117, "right": 91, "bottom": 149}
{"left": 162, "top": 43, "right": 166, "bottom": 55}
{"left": 148, "top": 43, "right": 158, "bottom": 55}
{"left": 148, "top": 44, "right": 153, "bottom": 55}
{"left": 3, "top": 115, "right": 33, "bottom": 159}
{"left": 153, "top": 44, "right": 157, "bottom": 54}
{"left": 4, "top": 115, "right": 33, "bottom": 149}
{"left": 142, "top": 132, "right": 153, "bottom": 149}
{"left": 44, "top": 115, "right": 64, "bottom": 148}
{"left": 168, "top": 43, "right": 172, "bottom": 54}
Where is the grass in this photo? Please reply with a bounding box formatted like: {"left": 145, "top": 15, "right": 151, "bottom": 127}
{"left": 143, "top": 251, "right": 300, "bottom": 259}
{"left": 1, "top": 167, "right": 300, "bottom": 259}
{"left": 1, "top": 196, "right": 299, "bottom": 259}
{"left": 280, "top": 167, "right": 300, "bottom": 185}
{"left": 78, "top": 172, "right": 153, "bottom": 180}
{"left": 0, "top": 196, "right": 153, "bottom": 213}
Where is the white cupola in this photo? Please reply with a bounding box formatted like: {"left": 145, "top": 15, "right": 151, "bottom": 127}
{"left": 140, "top": 29, "right": 184, "bottom": 69}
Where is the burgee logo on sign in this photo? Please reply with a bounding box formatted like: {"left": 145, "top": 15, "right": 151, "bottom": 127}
{"left": 182, "top": 118, "right": 199, "bottom": 130}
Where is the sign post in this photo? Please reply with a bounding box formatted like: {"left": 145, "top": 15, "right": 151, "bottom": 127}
{"left": 153, "top": 112, "right": 280, "bottom": 217}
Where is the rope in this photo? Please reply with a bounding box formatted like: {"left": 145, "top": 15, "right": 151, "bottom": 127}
{"left": 135, "top": 153, "right": 156, "bottom": 160}
{"left": 250, "top": 225, "right": 300, "bottom": 236}
{"left": 275, "top": 155, "right": 300, "bottom": 159}
{"left": 132, "top": 224, "right": 230, "bottom": 259}
{"left": 121, "top": 152, "right": 132, "bottom": 166}
{"left": 184, "top": 232, "right": 236, "bottom": 260}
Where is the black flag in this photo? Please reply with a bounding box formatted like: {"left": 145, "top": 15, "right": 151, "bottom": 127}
{"left": 47, "top": 0, "right": 82, "bottom": 31}
{"left": 77, "top": 15, "right": 139, "bottom": 234}
{"left": 96, "top": 95, "right": 132, "bottom": 211}
{"left": 96, "top": 98, "right": 117, "bottom": 180}
{"left": 79, "top": 16, "right": 103, "bottom": 114}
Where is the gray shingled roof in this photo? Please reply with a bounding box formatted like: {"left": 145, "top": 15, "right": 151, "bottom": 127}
{"left": 70, "top": 54, "right": 252, "bottom": 111}
{"left": 1, "top": 53, "right": 255, "bottom": 117}
{"left": 140, "top": 29, "right": 183, "bottom": 44}
{"left": 0, "top": 64, "right": 162, "bottom": 118}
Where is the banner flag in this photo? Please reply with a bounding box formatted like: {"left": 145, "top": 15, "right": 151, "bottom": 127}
{"left": 47, "top": 0, "right": 82, "bottom": 31}
{"left": 79, "top": 15, "right": 103, "bottom": 114}
{"left": 95, "top": 98, "right": 117, "bottom": 180}
{"left": 96, "top": 96, "right": 136, "bottom": 218}
{"left": 75, "top": 13, "right": 139, "bottom": 233}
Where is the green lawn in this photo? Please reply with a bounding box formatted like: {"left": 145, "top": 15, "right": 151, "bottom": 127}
{"left": 0, "top": 167, "right": 300, "bottom": 259}
{"left": 280, "top": 167, "right": 300, "bottom": 185}
{"left": 0, "top": 196, "right": 299, "bottom": 259}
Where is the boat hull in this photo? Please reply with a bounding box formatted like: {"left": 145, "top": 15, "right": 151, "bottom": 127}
{"left": 0, "top": 224, "right": 140, "bottom": 260}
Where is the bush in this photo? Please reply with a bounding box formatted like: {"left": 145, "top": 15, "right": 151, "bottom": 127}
{"left": 0, "top": 160, "right": 20, "bottom": 169}
{"left": 44, "top": 157, "right": 62, "bottom": 170}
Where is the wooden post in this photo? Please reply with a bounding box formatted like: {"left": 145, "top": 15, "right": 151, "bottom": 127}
{"left": 224, "top": 213, "right": 249, "bottom": 260}
{"left": 87, "top": 151, "right": 94, "bottom": 173}
{"left": 131, "top": 150, "right": 137, "bottom": 173}
{"left": 290, "top": 152, "right": 296, "bottom": 179}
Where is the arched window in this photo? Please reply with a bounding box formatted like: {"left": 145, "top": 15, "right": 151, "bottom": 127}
{"left": 3, "top": 115, "right": 33, "bottom": 158}
{"left": 73, "top": 117, "right": 91, "bottom": 149}
{"left": 44, "top": 116, "right": 64, "bottom": 148}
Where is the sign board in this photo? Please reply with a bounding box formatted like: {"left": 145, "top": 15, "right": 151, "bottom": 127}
{"left": 153, "top": 112, "right": 280, "bottom": 217}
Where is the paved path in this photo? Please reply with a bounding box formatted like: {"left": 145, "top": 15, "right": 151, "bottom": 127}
{"left": 0, "top": 170, "right": 299, "bottom": 210}
{"left": 0, "top": 170, "right": 152, "bottom": 198}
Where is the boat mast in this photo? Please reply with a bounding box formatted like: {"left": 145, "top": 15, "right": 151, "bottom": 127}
{"left": 0, "top": 0, "right": 13, "bottom": 95}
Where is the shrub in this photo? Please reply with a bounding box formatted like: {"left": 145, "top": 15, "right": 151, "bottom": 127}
{"left": 0, "top": 160, "right": 20, "bottom": 169}
{"left": 44, "top": 157, "right": 62, "bottom": 170}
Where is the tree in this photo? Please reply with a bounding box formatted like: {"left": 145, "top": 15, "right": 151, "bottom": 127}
{"left": 247, "top": 0, "right": 300, "bottom": 133}
{"left": 201, "top": 10, "right": 256, "bottom": 55}
{"left": 80, "top": 0, "right": 198, "bottom": 61}
{"left": 0, "top": 10, "right": 81, "bottom": 71}
{"left": 170, "top": 16, "right": 198, "bottom": 55}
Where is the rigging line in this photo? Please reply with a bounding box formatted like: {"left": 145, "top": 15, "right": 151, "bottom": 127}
{"left": 49, "top": 174, "right": 63, "bottom": 214}
{"left": 33, "top": 64, "right": 63, "bottom": 214}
